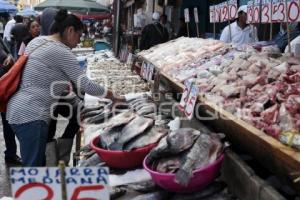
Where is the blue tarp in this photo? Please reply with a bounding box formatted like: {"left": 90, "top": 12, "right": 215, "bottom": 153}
{"left": 17, "top": 7, "right": 38, "bottom": 17}
{"left": 0, "top": 0, "right": 17, "bottom": 13}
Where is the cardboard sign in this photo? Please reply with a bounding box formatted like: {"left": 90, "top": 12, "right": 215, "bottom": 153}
{"left": 247, "top": 0, "right": 261, "bottom": 23}
{"left": 10, "top": 167, "right": 62, "bottom": 200}
{"left": 178, "top": 79, "right": 199, "bottom": 119}
{"left": 228, "top": 0, "right": 238, "bottom": 20}
{"left": 10, "top": 167, "right": 109, "bottom": 200}
{"left": 194, "top": 7, "right": 199, "bottom": 23}
{"left": 184, "top": 8, "right": 190, "bottom": 22}
{"left": 210, "top": 0, "right": 237, "bottom": 23}
{"left": 65, "top": 167, "right": 109, "bottom": 200}
{"left": 210, "top": 5, "right": 216, "bottom": 23}
{"left": 261, "top": 0, "right": 272, "bottom": 23}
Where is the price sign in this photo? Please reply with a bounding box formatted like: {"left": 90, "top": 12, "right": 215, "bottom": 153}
{"left": 10, "top": 167, "right": 109, "bottom": 200}
{"left": 140, "top": 61, "right": 146, "bottom": 78}
{"left": 261, "top": 0, "right": 272, "bottom": 23}
{"left": 247, "top": 1, "right": 254, "bottom": 23}
{"left": 210, "top": 6, "right": 216, "bottom": 23}
{"left": 184, "top": 8, "right": 190, "bottom": 22}
{"left": 220, "top": 2, "right": 229, "bottom": 22}
{"left": 215, "top": 4, "right": 222, "bottom": 22}
{"left": 228, "top": 0, "right": 238, "bottom": 20}
{"left": 126, "top": 53, "right": 133, "bottom": 65}
{"left": 287, "top": 0, "right": 300, "bottom": 22}
{"left": 194, "top": 7, "right": 199, "bottom": 23}
{"left": 184, "top": 85, "right": 199, "bottom": 120}
{"left": 253, "top": 0, "right": 261, "bottom": 23}
{"left": 178, "top": 79, "right": 199, "bottom": 120}
{"left": 272, "top": 0, "right": 286, "bottom": 22}
{"left": 147, "top": 64, "right": 154, "bottom": 81}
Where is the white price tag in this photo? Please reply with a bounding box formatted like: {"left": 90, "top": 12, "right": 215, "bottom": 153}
{"left": 194, "top": 7, "right": 199, "bottom": 23}
{"left": 261, "top": 0, "right": 272, "bottom": 23}
{"left": 220, "top": 2, "right": 229, "bottom": 22}
{"left": 178, "top": 79, "right": 199, "bottom": 120}
{"left": 228, "top": 0, "right": 238, "bottom": 20}
{"left": 184, "top": 85, "right": 199, "bottom": 120}
{"left": 126, "top": 53, "right": 133, "bottom": 65}
{"left": 247, "top": 1, "right": 254, "bottom": 23}
{"left": 148, "top": 64, "right": 154, "bottom": 81}
{"left": 272, "top": 0, "right": 286, "bottom": 22}
{"left": 287, "top": 0, "right": 300, "bottom": 22}
{"left": 210, "top": 6, "right": 216, "bottom": 23}
{"left": 184, "top": 8, "right": 190, "bottom": 22}
{"left": 179, "top": 80, "right": 192, "bottom": 111}
{"left": 140, "top": 62, "right": 146, "bottom": 78}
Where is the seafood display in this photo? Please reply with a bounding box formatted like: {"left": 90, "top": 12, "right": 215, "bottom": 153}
{"left": 87, "top": 50, "right": 150, "bottom": 95}
{"left": 139, "top": 37, "right": 300, "bottom": 149}
{"left": 147, "top": 128, "right": 224, "bottom": 186}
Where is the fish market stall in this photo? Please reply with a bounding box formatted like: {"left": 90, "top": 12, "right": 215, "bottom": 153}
{"left": 135, "top": 37, "right": 300, "bottom": 194}
{"left": 74, "top": 49, "right": 287, "bottom": 200}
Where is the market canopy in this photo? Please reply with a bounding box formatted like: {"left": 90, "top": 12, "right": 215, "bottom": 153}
{"left": 17, "top": 7, "right": 39, "bottom": 17}
{"left": 0, "top": 0, "right": 18, "bottom": 13}
{"left": 34, "top": 0, "right": 110, "bottom": 13}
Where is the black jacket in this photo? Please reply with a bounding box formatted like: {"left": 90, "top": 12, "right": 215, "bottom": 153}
{"left": 0, "top": 37, "right": 11, "bottom": 77}
{"left": 140, "top": 22, "right": 169, "bottom": 50}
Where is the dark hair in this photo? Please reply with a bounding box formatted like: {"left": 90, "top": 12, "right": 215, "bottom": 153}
{"left": 14, "top": 15, "right": 23, "bottom": 23}
{"left": 27, "top": 19, "right": 39, "bottom": 30}
{"left": 50, "top": 9, "right": 83, "bottom": 36}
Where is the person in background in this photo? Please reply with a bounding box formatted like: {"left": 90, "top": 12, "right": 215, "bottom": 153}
{"left": 10, "top": 15, "right": 27, "bottom": 59}
{"left": 0, "top": 37, "right": 22, "bottom": 165}
{"left": 176, "top": 17, "right": 188, "bottom": 38}
{"left": 40, "top": 7, "right": 58, "bottom": 36}
{"left": 140, "top": 12, "right": 169, "bottom": 50}
{"left": 160, "top": 14, "right": 173, "bottom": 39}
{"left": 3, "top": 16, "right": 15, "bottom": 54}
{"left": 0, "top": 20, "right": 4, "bottom": 38}
{"left": 274, "top": 22, "right": 300, "bottom": 53}
{"left": 18, "top": 20, "right": 40, "bottom": 56}
{"left": 7, "top": 9, "right": 123, "bottom": 167}
{"left": 220, "top": 5, "right": 258, "bottom": 45}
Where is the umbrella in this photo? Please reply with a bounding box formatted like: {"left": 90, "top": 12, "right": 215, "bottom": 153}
{"left": 0, "top": 0, "right": 18, "bottom": 13}
{"left": 34, "top": 0, "right": 110, "bottom": 13}
{"left": 17, "top": 7, "right": 39, "bottom": 17}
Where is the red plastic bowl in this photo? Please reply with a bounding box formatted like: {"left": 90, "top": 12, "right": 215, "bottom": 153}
{"left": 143, "top": 154, "right": 224, "bottom": 193}
{"left": 91, "top": 136, "right": 157, "bottom": 169}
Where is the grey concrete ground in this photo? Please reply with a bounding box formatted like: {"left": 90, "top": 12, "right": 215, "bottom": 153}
{"left": 0, "top": 117, "right": 69, "bottom": 198}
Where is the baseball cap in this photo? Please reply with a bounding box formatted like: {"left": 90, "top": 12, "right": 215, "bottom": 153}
{"left": 152, "top": 12, "right": 160, "bottom": 20}
{"left": 238, "top": 5, "right": 247, "bottom": 14}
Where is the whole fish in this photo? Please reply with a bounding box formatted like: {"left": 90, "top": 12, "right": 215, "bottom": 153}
{"left": 87, "top": 109, "right": 112, "bottom": 124}
{"left": 154, "top": 154, "right": 182, "bottom": 173}
{"left": 78, "top": 153, "right": 103, "bottom": 167}
{"left": 81, "top": 105, "right": 105, "bottom": 115}
{"left": 99, "top": 126, "right": 123, "bottom": 149}
{"left": 147, "top": 128, "right": 200, "bottom": 164}
{"left": 131, "top": 191, "right": 169, "bottom": 200}
{"left": 124, "top": 126, "right": 169, "bottom": 151}
{"left": 102, "top": 111, "right": 136, "bottom": 131}
{"left": 124, "top": 180, "right": 158, "bottom": 193}
{"left": 170, "top": 181, "right": 227, "bottom": 200}
{"left": 109, "top": 116, "right": 154, "bottom": 150}
{"left": 136, "top": 105, "right": 157, "bottom": 116}
{"left": 82, "top": 108, "right": 104, "bottom": 119}
{"left": 110, "top": 186, "right": 127, "bottom": 200}
{"left": 175, "top": 134, "right": 213, "bottom": 186}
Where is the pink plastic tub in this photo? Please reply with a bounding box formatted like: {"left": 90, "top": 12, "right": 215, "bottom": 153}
{"left": 143, "top": 154, "right": 224, "bottom": 193}
{"left": 91, "top": 136, "right": 157, "bottom": 169}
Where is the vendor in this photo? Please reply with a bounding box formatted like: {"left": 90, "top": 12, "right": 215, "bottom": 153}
{"left": 140, "top": 12, "right": 169, "bottom": 50}
{"left": 220, "top": 5, "right": 258, "bottom": 45}
{"left": 273, "top": 23, "right": 300, "bottom": 53}
{"left": 6, "top": 9, "right": 122, "bottom": 167}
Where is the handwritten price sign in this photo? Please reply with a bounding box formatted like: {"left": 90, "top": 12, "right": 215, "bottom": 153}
{"left": 260, "top": 0, "right": 300, "bottom": 23}
{"left": 178, "top": 80, "right": 199, "bottom": 120}
{"left": 210, "top": 0, "right": 237, "bottom": 23}
{"left": 10, "top": 167, "right": 109, "bottom": 200}
{"left": 247, "top": 0, "right": 261, "bottom": 23}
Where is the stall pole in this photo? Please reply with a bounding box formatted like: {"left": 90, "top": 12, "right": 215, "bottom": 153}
{"left": 285, "top": 0, "right": 291, "bottom": 53}
{"left": 196, "top": 23, "right": 200, "bottom": 38}
{"left": 213, "top": 5, "right": 216, "bottom": 39}
{"left": 187, "top": 23, "right": 190, "bottom": 37}
{"left": 227, "top": 1, "right": 232, "bottom": 42}
{"left": 59, "top": 161, "right": 67, "bottom": 200}
{"left": 270, "top": 0, "right": 273, "bottom": 40}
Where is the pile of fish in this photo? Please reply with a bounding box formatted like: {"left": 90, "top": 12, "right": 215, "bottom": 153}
{"left": 139, "top": 37, "right": 300, "bottom": 149}
{"left": 81, "top": 96, "right": 172, "bottom": 151}
{"left": 87, "top": 50, "right": 150, "bottom": 95}
{"left": 147, "top": 128, "right": 224, "bottom": 186}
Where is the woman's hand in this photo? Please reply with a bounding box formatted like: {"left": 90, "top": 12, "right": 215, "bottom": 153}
{"left": 3, "top": 55, "right": 14, "bottom": 69}
{"left": 105, "top": 89, "right": 125, "bottom": 103}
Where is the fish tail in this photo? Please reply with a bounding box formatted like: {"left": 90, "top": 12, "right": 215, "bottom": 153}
{"left": 109, "top": 142, "right": 123, "bottom": 151}
{"left": 175, "top": 169, "right": 192, "bottom": 186}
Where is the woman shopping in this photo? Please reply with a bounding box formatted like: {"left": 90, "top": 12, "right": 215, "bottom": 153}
{"left": 18, "top": 19, "right": 40, "bottom": 56}
{"left": 6, "top": 9, "right": 120, "bottom": 167}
